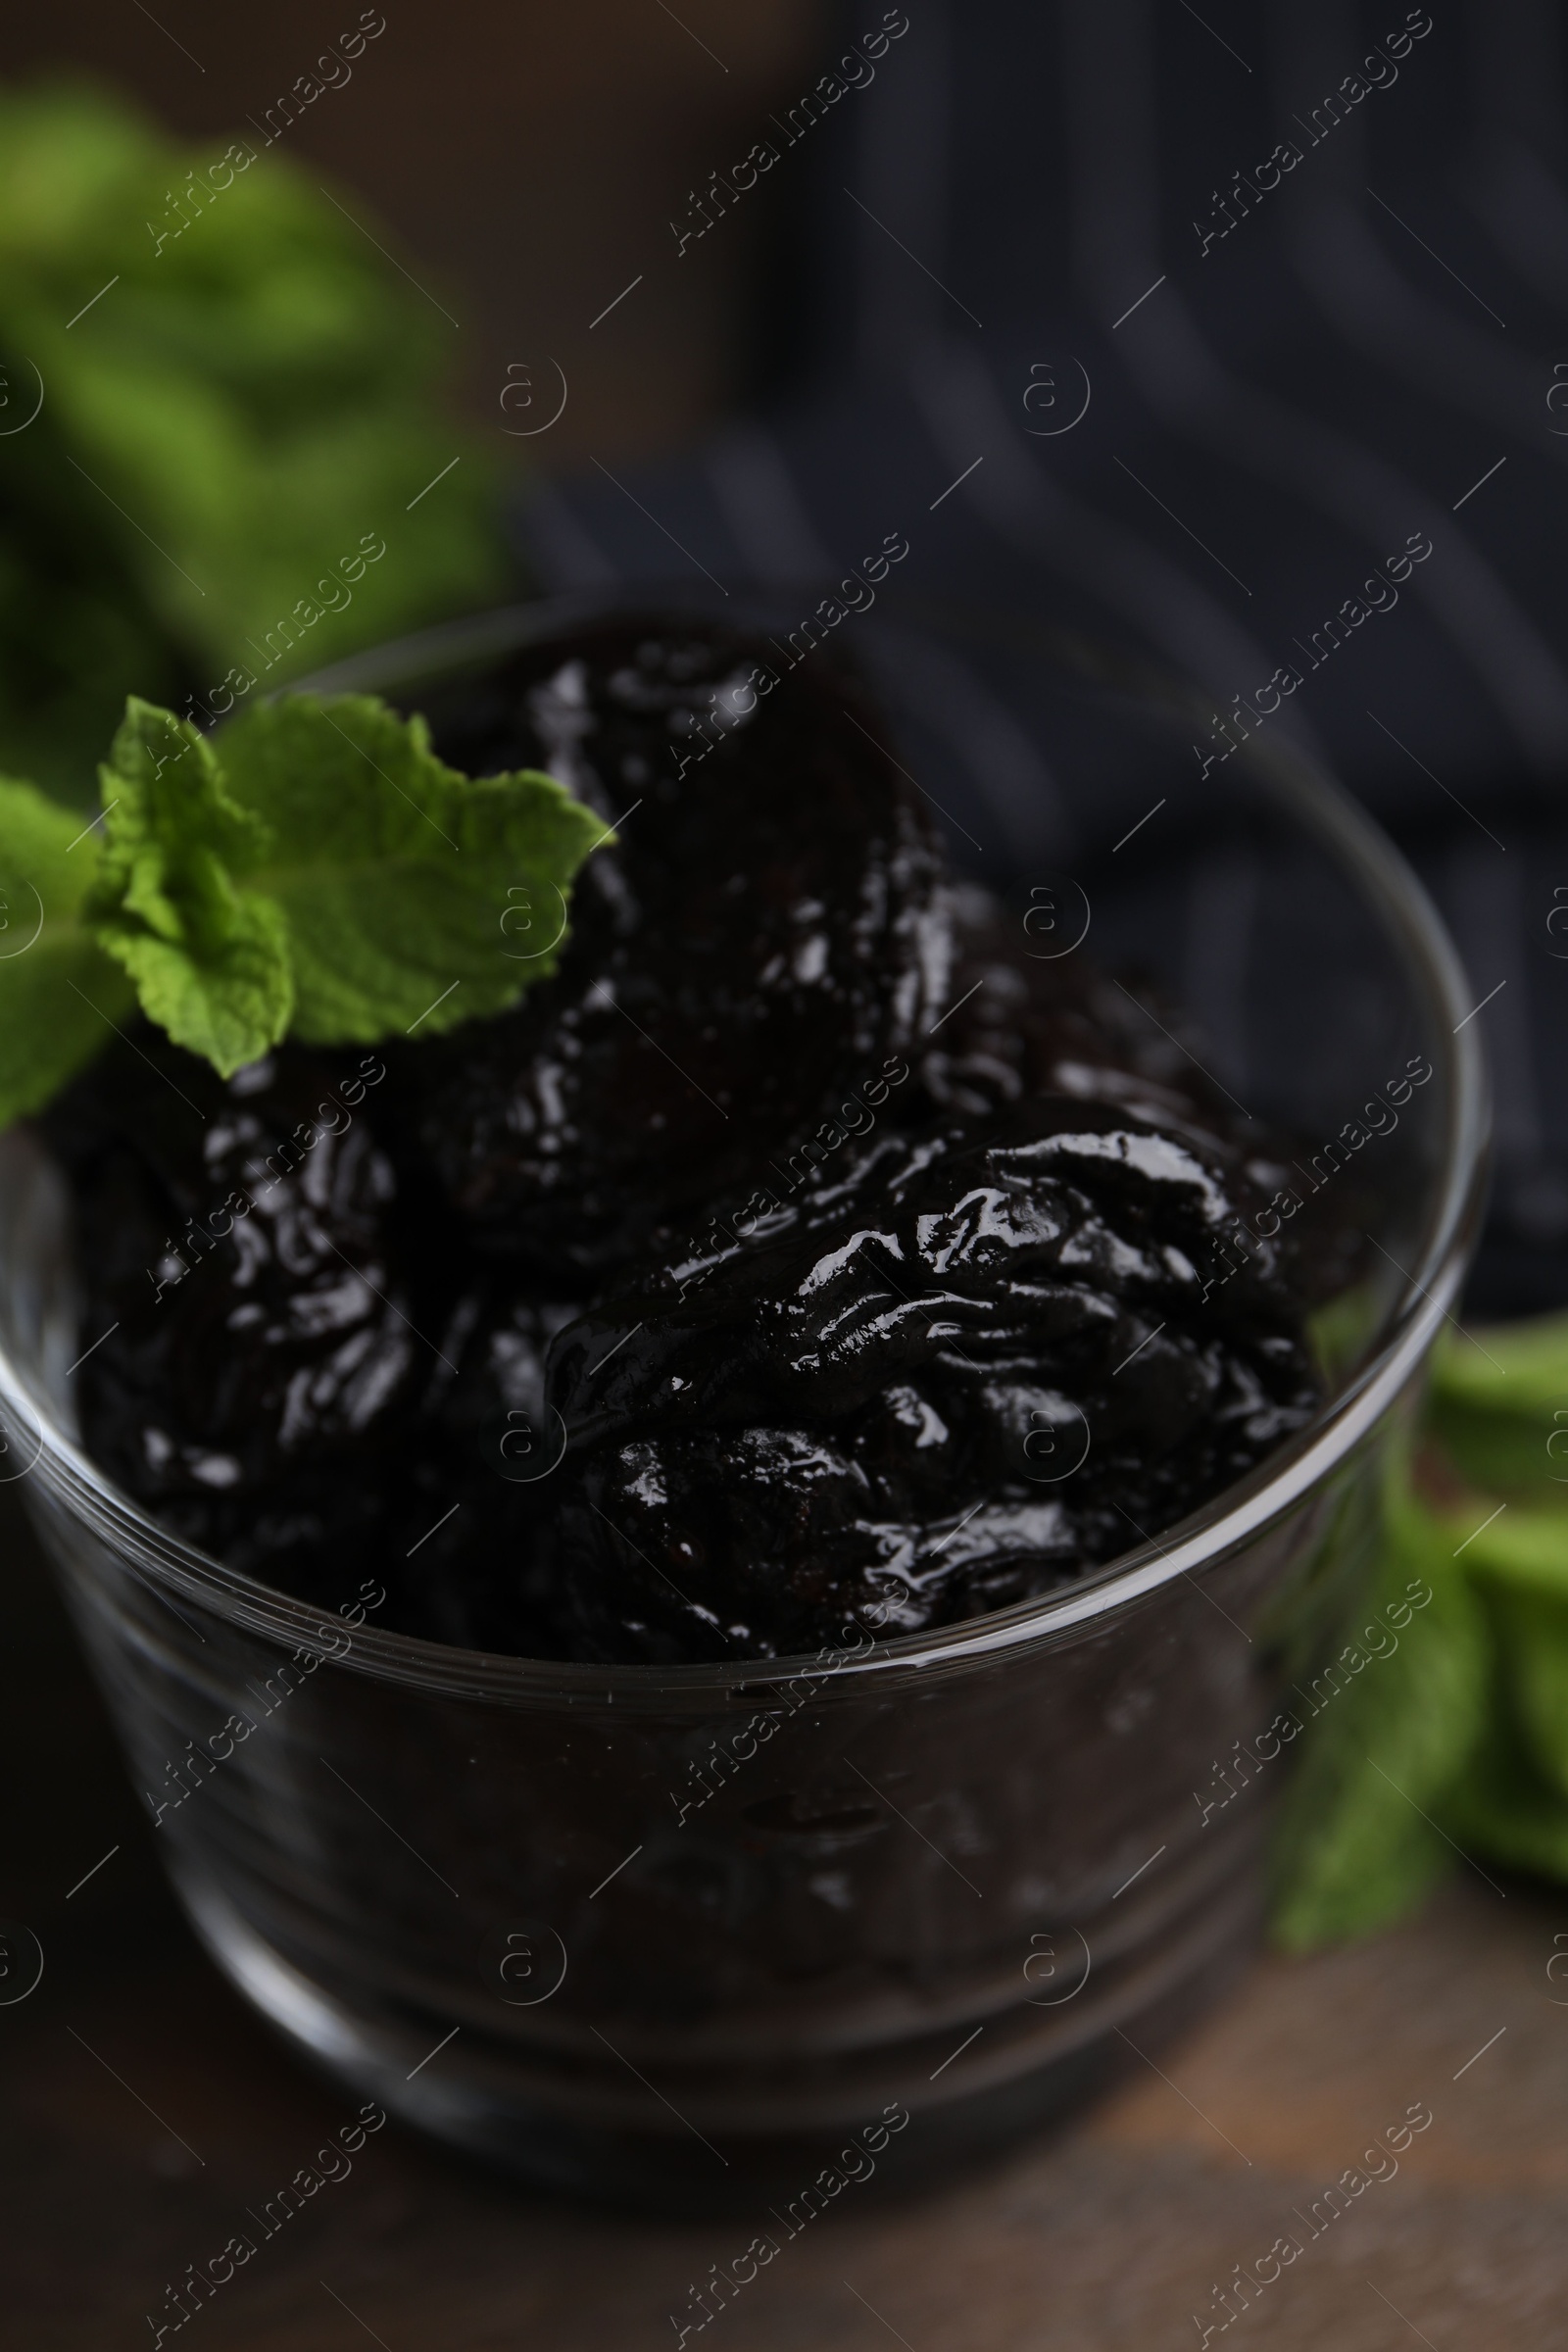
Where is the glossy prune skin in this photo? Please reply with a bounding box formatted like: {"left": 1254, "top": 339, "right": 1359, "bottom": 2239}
{"left": 393, "top": 1287, "right": 581, "bottom": 1652}
{"left": 400, "top": 618, "right": 949, "bottom": 1276}
{"left": 45, "top": 621, "right": 1335, "bottom": 1669}
{"left": 916, "top": 888, "right": 1242, "bottom": 1143}
{"left": 45, "top": 1037, "right": 440, "bottom": 1600}
{"left": 529, "top": 1100, "right": 1321, "bottom": 1662}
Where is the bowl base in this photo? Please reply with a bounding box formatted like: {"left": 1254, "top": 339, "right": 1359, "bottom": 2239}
{"left": 174, "top": 1864, "right": 1258, "bottom": 2214}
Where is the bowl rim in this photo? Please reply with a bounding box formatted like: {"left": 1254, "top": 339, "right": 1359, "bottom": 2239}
{"left": 1, "top": 595, "right": 1490, "bottom": 1705}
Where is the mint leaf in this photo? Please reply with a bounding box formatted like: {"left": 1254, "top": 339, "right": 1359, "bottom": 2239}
{"left": 1444, "top": 1708, "right": 1568, "bottom": 1882}
{"left": 211, "top": 694, "right": 611, "bottom": 1044}
{"left": 1458, "top": 1505, "right": 1568, "bottom": 1808}
{"left": 1270, "top": 1477, "right": 1491, "bottom": 1951}
{"left": 0, "top": 81, "right": 505, "bottom": 801}
{"left": 1430, "top": 1316, "right": 1568, "bottom": 1495}
{"left": 85, "top": 698, "right": 294, "bottom": 1076}
{"left": 64, "top": 692, "right": 612, "bottom": 1083}
{"left": 0, "top": 774, "right": 135, "bottom": 1123}
{"left": 1434, "top": 1310, "right": 1568, "bottom": 1410}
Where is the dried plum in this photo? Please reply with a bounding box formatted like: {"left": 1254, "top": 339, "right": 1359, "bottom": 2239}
{"left": 529, "top": 1101, "right": 1320, "bottom": 1661}
{"left": 397, "top": 617, "right": 950, "bottom": 1276}
{"left": 45, "top": 1037, "right": 443, "bottom": 1602}
{"left": 393, "top": 1285, "right": 581, "bottom": 1651}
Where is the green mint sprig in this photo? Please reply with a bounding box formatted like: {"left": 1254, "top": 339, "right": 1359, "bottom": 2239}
{"left": 1271, "top": 1309, "right": 1568, "bottom": 1948}
{"left": 0, "top": 692, "right": 612, "bottom": 1119}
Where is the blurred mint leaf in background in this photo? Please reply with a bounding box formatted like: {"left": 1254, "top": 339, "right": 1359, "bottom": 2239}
{"left": 1429, "top": 1315, "right": 1568, "bottom": 1494}
{"left": 1271, "top": 1475, "right": 1491, "bottom": 1951}
{"left": 1446, "top": 1495, "right": 1568, "bottom": 1879}
{"left": 1273, "top": 1309, "right": 1568, "bottom": 1947}
{"left": 0, "top": 79, "right": 509, "bottom": 800}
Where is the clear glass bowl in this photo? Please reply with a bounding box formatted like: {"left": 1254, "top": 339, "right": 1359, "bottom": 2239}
{"left": 0, "top": 597, "right": 1486, "bottom": 2209}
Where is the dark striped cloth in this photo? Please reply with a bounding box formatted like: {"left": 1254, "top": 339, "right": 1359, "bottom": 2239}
{"left": 515, "top": 0, "right": 1568, "bottom": 1316}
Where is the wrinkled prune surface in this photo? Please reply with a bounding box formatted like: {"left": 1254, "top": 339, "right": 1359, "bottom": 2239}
{"left": 915, "top": 888, "right": 1238, "bottom": 1143}
{"left": 393, "top": 1285, "right": 581, "bottom": 1652}
{"left": 528, "top": 1102, "right": 1320, "bottom": 1661}
{"left": 44, "top": 615, "right": 1338, "bottom": 1666}
{"left": 45, "top": 1038, "right": 441, "bottom": 1602}
{"left": 397, "top": 618, "right": 949, "bottom": 1276}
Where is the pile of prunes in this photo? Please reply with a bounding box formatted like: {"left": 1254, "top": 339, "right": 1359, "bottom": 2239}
{"left": 45, "top": 619, "right": 1325, "bottom": 1663}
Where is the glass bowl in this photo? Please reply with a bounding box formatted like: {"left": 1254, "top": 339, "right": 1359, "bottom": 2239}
{"left": 0, "top": 594, "right": 1487, "bottom": 2210}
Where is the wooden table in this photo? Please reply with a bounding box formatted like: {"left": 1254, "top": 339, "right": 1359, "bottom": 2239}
{"left": 5, "top": 1489, "right": 1564, "bottom": 2351}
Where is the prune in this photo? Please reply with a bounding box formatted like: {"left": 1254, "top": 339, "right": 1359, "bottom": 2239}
{"left": 392, "top": 1285, "right": 581, "bottom": 1651}
{"left": 529, "top": 1100, "right": 1321, "bottom": 1662}
{"left": 915, "top": 887, "right": 1241, "bottom": 1142}
{"left": 45, "top": 1036, "right": 442, "bottom": 1603}
{"left": 397, "top": 617, "right": 949, "bottom": 1277}
{"left": 908, "top": 888, "right": 1357, "bottom": 1309}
